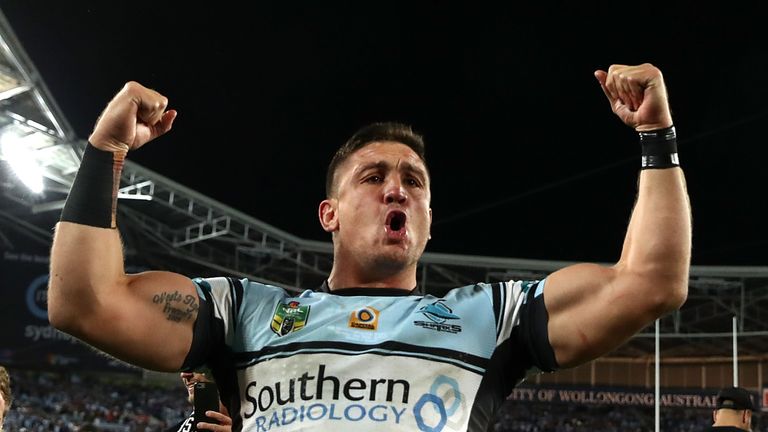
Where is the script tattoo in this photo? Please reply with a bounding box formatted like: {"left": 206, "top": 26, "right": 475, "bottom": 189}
{"left": 152, "top": 290, "right": 199, "bottom": 323}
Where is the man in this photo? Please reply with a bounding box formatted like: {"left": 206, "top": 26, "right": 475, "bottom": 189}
{"left": 168, "top": 371, "right": 232, "bottom": 432}
{"left": 707, "top": 387, "right": 756, "bottom": 431}
{"left": 48, "top": 63, "right": 691, "bottom": 431}
{"left": 0, "top": 366, "right": 11, "bottom": 431}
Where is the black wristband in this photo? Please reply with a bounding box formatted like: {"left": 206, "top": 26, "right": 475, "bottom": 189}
{"left": 639, "top": 126, "right": 679, "bottom": 170}
{"left": 60, "top": 144, "right": 123, "bottom": 228}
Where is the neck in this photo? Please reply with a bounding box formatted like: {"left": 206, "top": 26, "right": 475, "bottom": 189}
{"left": 327, "top": 261, "right": 417, "bottom": 290}
{"left": 714, "top": 410, "right": 750, "bottom": 430}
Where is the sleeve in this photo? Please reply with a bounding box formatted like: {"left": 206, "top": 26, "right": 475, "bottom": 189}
{"left": 179, "top": 277, "right": 234, "bottom": 371}
{"left": 494, "top": 279, "right": 559, "bottom": 373}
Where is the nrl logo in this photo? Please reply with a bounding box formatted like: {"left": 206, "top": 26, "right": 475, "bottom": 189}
{"left": 270, "top": 300, "right": 311, "bottom": 336}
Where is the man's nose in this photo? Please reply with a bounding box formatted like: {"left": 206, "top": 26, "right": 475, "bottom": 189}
{"left": 384, "top": 180, "right": 407, "bottom": 204}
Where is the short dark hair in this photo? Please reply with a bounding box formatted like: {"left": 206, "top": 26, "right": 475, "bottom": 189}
{"left": 0, "top": 366, "right": 11, "bottom": 419}
{"left": 325, "top": 122, "right": 428, "bottom": 197}
{"left": 716, "top": 387, "right": 755, "bottom": 411}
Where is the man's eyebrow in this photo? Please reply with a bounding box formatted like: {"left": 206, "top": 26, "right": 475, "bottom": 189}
{"left": 353, "top": 161, "right": 390, "bottom": 176}
{"left": 353, "top": 160, "right": 428, "bottom": 180}
{"left": 399, "top": 161, "right": 428, "bottom": 179}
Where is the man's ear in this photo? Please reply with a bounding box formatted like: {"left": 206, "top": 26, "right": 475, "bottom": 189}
{"left": 319, "top": 199, "right": 339, "bottom": 232}
{"left": 428, "top": 208, "right": 433, "bottom": 240}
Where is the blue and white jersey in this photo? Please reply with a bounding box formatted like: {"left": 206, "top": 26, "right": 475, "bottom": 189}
{"left": 183, "top": 279, "right": 558, "bottom": 432}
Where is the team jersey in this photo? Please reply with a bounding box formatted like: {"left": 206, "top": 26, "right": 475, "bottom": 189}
{"left": 182, "top": 278, "right": 558, "bottom": 432}
{"left": 167, "top": 412, "right": 194, "bottom": 432}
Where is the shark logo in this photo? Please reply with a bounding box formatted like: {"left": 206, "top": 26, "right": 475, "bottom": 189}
{"left": 418, "top": 300, "right": 460, "bottom": 324}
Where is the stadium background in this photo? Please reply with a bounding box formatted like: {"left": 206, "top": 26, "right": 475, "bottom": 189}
{"left": 0, "top": 4, "right": 767, "bottom": 431}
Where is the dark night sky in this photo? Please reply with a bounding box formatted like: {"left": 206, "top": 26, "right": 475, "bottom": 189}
{"left": 2, "top": 2, "right": 766, "bottom": 266}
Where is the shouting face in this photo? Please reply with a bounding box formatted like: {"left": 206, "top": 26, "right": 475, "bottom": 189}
{"left": 320, "top": 141, "right": 432, "bottom": 282}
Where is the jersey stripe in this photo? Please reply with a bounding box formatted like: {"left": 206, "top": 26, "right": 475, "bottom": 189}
{"left": 496, "top": 280, "right": 524, "bottom": 346}
{"left": 492, "top": 282, "right": 503, "bottom": 339}
{"left": 234, "top": 339, "right": 489, "bottom": 372}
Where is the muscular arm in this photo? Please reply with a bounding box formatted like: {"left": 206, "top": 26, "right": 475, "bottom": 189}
{"left": 546, "top": 168, "right": 690, "bottom": 367}
{"left": 49, "top": 222, "right": 197, "bottom": 371}
{"left": 48, "top": 82, "right": 192, "bottom": 371}
{"left": 543, "top": 64, "right": 691, "bottom": 368}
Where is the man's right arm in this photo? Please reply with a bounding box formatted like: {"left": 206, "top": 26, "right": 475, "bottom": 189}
{"left": 49, "top": 222, "right": 198, "bottom": 371}
{"left": 48, "top": 82, "right": 193, "bottom": 372}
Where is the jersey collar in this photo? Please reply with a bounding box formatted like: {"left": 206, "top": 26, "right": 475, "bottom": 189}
{"left": 316, "top": 280, "right": 417, "bottom": 296}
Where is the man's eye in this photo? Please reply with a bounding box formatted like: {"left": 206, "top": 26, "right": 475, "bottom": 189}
{"left": 365, "top": 176, "right": 383, "bottom": 183}
{"left": 406, "top": 178, "right": 421, "bottom": 187}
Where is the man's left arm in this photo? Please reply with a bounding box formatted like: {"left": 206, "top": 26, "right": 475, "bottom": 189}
{"left": 543, "top": 63, "right": 692, "bottom": 368}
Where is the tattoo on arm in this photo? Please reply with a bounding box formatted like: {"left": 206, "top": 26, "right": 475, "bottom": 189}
{"left": 152, "top": 291, "right": 199, "bottom": 322}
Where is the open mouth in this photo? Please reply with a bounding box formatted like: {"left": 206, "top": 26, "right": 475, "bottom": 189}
{"left": 386, "top": 210, "right": 407, "bottom": 233}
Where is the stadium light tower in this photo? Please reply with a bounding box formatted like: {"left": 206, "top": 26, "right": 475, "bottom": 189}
{"left": 0, "top": 125, "right": 45, "bottom": 193}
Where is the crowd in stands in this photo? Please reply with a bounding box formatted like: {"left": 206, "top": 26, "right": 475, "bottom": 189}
{"left": 4, "top": 369, "right": 188, "bottom": 432}
{"left": 493, "top": 400, "right": 764, "bottom": 431}
{"left": 2, "top": 368, "right": 764, "bottom": 431}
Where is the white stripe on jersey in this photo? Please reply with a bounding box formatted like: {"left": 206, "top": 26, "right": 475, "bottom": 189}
{"left": 496, "top": 280, "right": 525, "bottom": 346}
{"left": 204, "top": 277, "right": 234, "bottom": 340}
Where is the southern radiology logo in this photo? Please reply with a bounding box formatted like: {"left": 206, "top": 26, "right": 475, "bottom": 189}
{"left": 414, "top": 300, "right": 461, "bottom": 334}
{"left": 271, "top": 301, "right": 311, "bottom": 336}
{"left": 241, "top": 364, "right": 467, "bottom": 432}
{"left": 348, "top": 307, "right": 380, "bottom": 331}
{"left": 414, "top": 375, "right": 467, "bottom": 432}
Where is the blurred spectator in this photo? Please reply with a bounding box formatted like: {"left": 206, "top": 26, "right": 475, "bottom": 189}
{"left": 707, "top": 386, "right": 755, "bottom": 431}
{"left": 0, "top": 365, "right": 12, "bottom": 430}
{"left": 167, "top": 371, "right": 231, "bottom": 432}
